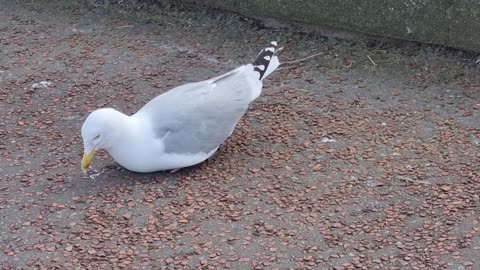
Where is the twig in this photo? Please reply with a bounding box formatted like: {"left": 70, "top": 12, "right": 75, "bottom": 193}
{"left": 346, "top": 61, "right": 353, "bottom": 70}
{"left": 367, "top": 55, "right": 377, "bottom": 66}
{"left": 281, "top": 52, "right": 324, "bottom": 66}
{"left": 116, "top": 25, "right": 134, "bottom": 29}
{"left": 295, "top": 88, "right": 310, "bottom": 93}
{"left": 395, "top": 175, "right": 431, "bottom": 185}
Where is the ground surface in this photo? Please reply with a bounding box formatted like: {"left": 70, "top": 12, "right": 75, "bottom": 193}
{"left": 0, "top": 1, "right": 479, "bottom": 269}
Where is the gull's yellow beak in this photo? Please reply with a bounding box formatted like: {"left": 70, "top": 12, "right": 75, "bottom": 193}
{"left": 81, "top": 150, "right": 96, "bottom": 173}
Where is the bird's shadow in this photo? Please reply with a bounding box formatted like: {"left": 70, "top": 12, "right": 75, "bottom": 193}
{"left": 69, "top": 148, "right": 227, "bottom": 198}
{"left": 70, "top": 161, "right": 206, "bottom": 196}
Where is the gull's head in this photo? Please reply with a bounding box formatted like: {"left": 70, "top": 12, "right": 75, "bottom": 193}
{"left": 81, "top": 108, "right": 122, "bottom": 173}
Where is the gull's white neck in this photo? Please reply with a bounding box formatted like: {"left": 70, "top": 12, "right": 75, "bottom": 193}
{"left": 103, "top": 113, "right": 161, "bottom": 172}
{"left": 99, "top": 111, "right": 133, "bottom": 151}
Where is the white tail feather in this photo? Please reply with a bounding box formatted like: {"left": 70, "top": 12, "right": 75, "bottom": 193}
{"left": 261, "top": 55, "right": 280, "bottom": 80}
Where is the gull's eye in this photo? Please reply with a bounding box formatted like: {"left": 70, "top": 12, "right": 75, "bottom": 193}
{"left": 93, "top": 134, "right": 100, "bottom": 140}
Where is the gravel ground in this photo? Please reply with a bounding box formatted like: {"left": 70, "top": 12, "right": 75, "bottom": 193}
{"left": 1, "top": 0, "right": 479, "bottom": 269}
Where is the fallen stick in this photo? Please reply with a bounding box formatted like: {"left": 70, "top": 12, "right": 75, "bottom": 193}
{"left": 367, "top": 55, "right": 377, "bottom": 66}
{"left": 281, "top": 52, "right": 324, "bottom": 66}
{"left": 395, "top": 175, "right": 431, "bottom": 185}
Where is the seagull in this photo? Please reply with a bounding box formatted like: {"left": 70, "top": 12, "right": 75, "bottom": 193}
{"left": 81, "top": 41, "right": 282, "bottom": 173}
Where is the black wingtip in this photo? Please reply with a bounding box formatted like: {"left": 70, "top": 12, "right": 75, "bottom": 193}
{"left": 253, "top": 41, "right": 279, "bottom": 80}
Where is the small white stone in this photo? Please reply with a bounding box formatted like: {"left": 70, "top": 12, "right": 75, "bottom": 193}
{"left": 31, "top": 80, "right": 52, "bottom": 89}
{"left": 321, "top": 137, "right": 336, "bottom": 143}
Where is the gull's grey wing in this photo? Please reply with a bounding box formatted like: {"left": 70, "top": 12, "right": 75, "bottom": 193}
{"left": 135, "top": 65, "right": 262, "bottom": 154}
{"left": 160, "top": 101, "right": 248, "bottom": 154}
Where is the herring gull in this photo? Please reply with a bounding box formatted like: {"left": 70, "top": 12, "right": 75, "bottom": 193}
{"left": 81, "top": 42, "right": 282, "bottom": 173}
